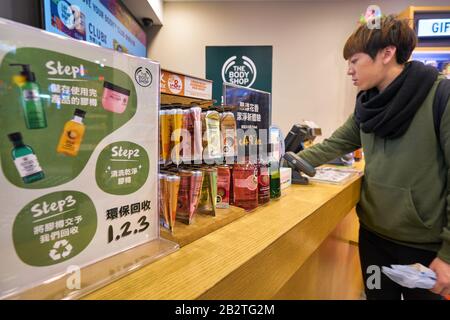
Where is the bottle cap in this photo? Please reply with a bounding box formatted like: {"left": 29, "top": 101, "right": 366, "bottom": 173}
{"left": 8, "top": 132, "right": 23, "bottom": 143}
{"left": 10, "top": 64, "right": 36, "bottom": 82}
{"left": 191, "top": 170, "right": 203, "bottom": 177}
{"left": 74, "top": 108, "right": 86, "bottom": 118}
{"left": 103, "top": 81, "right": 130, "bottom": 96}
{"left": 166, "top": 175, "right": 181, "bottom": 182}
{"left": 8, "top": 132, "right": 24, "bottom": 147}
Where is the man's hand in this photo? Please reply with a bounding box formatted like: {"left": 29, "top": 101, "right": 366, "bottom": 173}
{"left": 429, "top": 257, "right": 450, "bottom": 297}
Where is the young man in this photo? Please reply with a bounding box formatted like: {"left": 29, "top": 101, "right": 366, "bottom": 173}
{"left": 298, "top": 15, "right": 450, "bottom": 299}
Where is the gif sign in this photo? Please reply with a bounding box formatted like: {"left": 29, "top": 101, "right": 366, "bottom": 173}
{"left": 206, "top": 46, "right": 272, "bottom": 104}
{"left": 418, "top": 18, "right": 450, "bottom": 37}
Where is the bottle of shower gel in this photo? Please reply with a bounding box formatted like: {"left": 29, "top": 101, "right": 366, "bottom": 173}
{"left": 10, "top": 64, "right": 47, "bottom": 129}
{"left": 8, "top": 132, "right": 45, "bottom": 184}
{"left": 57, "top": 108, "right": 86, "bottom": 157}
{"left": 269, "top": 144, "right": 281, "bottom": 199}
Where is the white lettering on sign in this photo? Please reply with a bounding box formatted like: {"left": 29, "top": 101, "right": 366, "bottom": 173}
{"left": 417, "top": 19, "right": 450, "bottom": 37}
{"left": 46, "top": 61, "right": 85, "bottom": 79}
{"left": 221, "top": 55, "right": 257, "bottom": 88}
{"left": 31, "top": 196, "right": 77, "bottom": 218}
{"left": 111, "top": 146, "right": 140, "bottom": 159}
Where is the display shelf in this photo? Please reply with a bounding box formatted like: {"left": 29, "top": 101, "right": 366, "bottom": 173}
{"left": 160, "top": 92, "right": 215, "bottom": 109}
{"left": 161, "top": 162, "right": 364, "bottom": 247}
{"left": 160, "top": 205, "right": 247, "bottom": 247}
{"left": 3, "top": 238, "right": 178, "bottom": 300}
{"left": 83, "top": 164, "right": 364, "bottom": 300}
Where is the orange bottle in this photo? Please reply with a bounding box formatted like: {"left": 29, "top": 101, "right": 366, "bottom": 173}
{"left": 56, "top": 108, "right": 86, "bottom": 157}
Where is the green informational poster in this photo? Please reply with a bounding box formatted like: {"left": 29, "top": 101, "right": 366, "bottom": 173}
{"left": 205, "top": 46, "right": 273, "bottom": 104}
{"left": 0, "top": 18, "right": 161, "bottom": 298}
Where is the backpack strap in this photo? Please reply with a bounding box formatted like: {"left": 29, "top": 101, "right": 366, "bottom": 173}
{"left": 433, "top": 79, "right": 450, "bottom": 140}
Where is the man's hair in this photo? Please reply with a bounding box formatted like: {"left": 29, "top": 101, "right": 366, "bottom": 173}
{"left": 343, "top": 15, "right": 417, "bottom": 64}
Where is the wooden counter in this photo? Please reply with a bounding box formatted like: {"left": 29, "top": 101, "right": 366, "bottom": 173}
{"left": 84, "top": 166, "right": 364, "bottom": 300}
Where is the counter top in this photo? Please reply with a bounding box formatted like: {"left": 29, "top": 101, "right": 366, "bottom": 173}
{"left": 84, "top": 165, "right": 363, "bottom": 299}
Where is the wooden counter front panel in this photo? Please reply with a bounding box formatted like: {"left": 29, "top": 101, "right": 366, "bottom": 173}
{"left": 199, "top": 180, "right": 361, "bottom": 299}
{"left": 274, "top": 210, "right": 363, "bottom": 299}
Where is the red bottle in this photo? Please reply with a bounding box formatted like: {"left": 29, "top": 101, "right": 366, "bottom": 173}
{"left": 217, "top": 165, "right": 231, "bottom": 208}
{"left": 257, "top": 160, "right": 270, "bottom": 205}
{"left": 233, "top": 161, "right": 258, "bottom": 211}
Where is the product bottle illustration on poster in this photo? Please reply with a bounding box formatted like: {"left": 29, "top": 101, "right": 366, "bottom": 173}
{"left": 0, "top": 48, "right": 138, "bottom": 189}
{"left": 10, "top": 63, "right": 48, "bottom": 129}
{"left": 8, "top": 132, "right": 45, "bottom": 184}
{"left": 56, "top": 108, "right": 87, "bottom": 157}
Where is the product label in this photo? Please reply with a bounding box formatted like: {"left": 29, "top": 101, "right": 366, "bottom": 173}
{"left": 14, "top": 154, "right": 43, "bottom": 178}
{"left": 258, "top": 166, "right": 270, "bottom": 199}
{"left": 206, "top": 119, "right": 221, "bottom": 158}
{"left": 23, "top": 89, "right": 40, "bottom": 102}
{"left": 199, "top": 175, "right": 211, "bottom": 206}
{"left": 176, "top": 175, "right": 191, "bottom": 216}
{"left": 104, "top": 90, "right": 129, "bottom": 108}
{"left": 234, "top": 175, "right": 258, "bottom": 191}
{"left": 60, "top": 129, "right": 81, "bottom": 152}
{"left": 223, "top": 135, "right": 236, "bottom": 156}
{"left": 246, "top": 175, "right": 258, "bottom": 191}
{"left": 217, "top": 168, "right": 230, "bottom": 208}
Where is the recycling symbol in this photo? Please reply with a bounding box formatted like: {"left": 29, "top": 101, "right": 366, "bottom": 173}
{"left": 49, "top": 239, "right": 73, "bottom": 261}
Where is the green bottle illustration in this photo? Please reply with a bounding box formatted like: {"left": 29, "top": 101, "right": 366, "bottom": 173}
{"left": 8, "top": 132, "right": 45, "bottom": 184}
{"left": 10, "top": 64, "right": 47, "bottom": 129}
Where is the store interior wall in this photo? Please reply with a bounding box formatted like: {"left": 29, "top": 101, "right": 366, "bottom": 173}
{"left": 148, "top": 0, "right": 450, "bottom": 141}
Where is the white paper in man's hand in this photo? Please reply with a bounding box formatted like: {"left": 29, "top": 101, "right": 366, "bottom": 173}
{"left": 381, "top": 263, "right": 436, "bottom": 289}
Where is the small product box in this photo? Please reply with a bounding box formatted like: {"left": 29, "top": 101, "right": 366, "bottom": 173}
{"left": 280, "top": 167, "right": 292, "bottom": 190}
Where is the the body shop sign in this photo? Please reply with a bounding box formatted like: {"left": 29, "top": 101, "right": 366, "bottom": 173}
{"left": 222, "top": 55, "right": 257, "bottom": 87}
{"left": 206, "top": 46, "right": 272, "bottom": 104}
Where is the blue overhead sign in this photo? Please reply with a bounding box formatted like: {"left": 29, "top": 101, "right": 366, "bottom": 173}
{"left": 42, "top": 0, "right": 147, "bottom": 57}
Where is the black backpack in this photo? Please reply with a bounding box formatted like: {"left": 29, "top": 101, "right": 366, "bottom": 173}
{"left": 433, "top": 79, "right": 450, "bottom": 143}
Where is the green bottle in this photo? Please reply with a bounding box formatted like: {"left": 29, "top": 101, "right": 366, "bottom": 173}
{"left": 269, "top": 145, "right": 281, "bottom": 199}
{"left": 10, "top": 64, "right": 47, "bottom": 129}
{"left": 270, "top": 159, "right": 281, "bottom": 199}
{"left": 8, "top": 132, "right": 45, "bottom": 184}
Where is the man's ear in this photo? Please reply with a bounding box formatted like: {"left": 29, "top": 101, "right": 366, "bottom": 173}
{"left": 381, "top": 46, "right": 397, "bottom": 64}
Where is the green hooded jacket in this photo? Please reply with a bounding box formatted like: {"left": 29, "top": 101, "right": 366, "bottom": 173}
{"left": 298, "top": 78, "right": 450, "bottom": 263}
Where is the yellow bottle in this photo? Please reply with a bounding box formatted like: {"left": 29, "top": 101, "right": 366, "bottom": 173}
{"left": 57, "top": 108, "right": 86, "bottom": 157}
